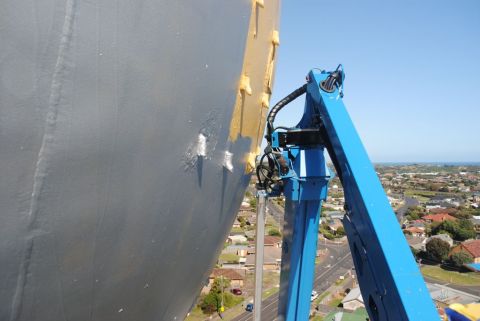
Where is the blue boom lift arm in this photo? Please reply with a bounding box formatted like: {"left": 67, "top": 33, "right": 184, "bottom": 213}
{"left": 256, "top": 67, "right": 440, "bottom": 321}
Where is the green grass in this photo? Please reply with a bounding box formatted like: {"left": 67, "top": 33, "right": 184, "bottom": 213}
{"left": 185, "top": 297, "right": 245, "bottom": 321}
{"left": 184, "top": 306, "right": 206, "bottom": 321}
{"left": 222, "top": 303, "right": 247, "bottom": 321}
{"left": 322, "top": 308, "right": 368, "bottom": 321}
{"left": 230, "top": 226, "right": 244, "bottom": 233}
{"left": 404, "top": 190, "right": 433, "bottom": 202}
{"left": 405, "top": 189, "right": 436, "bottom": 196}
{"left": 421, "top": 265, "right": 480, "bottom": 286}
{"left": 266, "top": 216, "right": 279, "bottom": 227}
{"left": 313, "top": 291, "right": 330, "bottom": 306}
{"left": 318, "top": 291, "right": 330, "bottom": 302}
{"left": 262, "top": 286, "right": 279, "bottom": 299}
{"left": 328, "top": 297, "right": 343, "bottom": 308}
{"left": 311, "top": 316, "right": 324, "bottom": 321}
{"left": 228, "top": 295, "right": 244, "bottom": 307}
{"left": 219, "top": 253, "right": 239, "bottom": 263}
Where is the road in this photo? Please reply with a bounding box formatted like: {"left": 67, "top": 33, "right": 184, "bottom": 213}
{"left": 396, "top": 196, "right": 419, "bottom": 222}
{"left": 231, "top": 242, "right": 352, "bottom": 321}
{"left": 235, "top": 190, "right": 480, "bottom": 320}
{"left": 423, "top": 276, "right": 480, "bottom": 297}
{"left": 266, "top": 199, "right": 284, "bottom": 226}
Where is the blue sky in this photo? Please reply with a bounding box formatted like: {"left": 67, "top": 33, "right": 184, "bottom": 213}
{"left": 271, "top": 0, "right": 480, "bottom": 162}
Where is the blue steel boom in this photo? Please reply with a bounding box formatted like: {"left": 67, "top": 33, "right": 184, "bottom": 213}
{"left": 256, "top": 67, "right": 439, "bottom": 321}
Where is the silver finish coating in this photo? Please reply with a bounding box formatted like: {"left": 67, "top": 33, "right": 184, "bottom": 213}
{"left": 0, "top": 1, "right": 256, "bottom": 320}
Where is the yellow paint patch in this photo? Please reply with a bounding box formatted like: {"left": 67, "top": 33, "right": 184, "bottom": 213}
{"left": 228, "top": 0, "right": 280, "bottom": 172}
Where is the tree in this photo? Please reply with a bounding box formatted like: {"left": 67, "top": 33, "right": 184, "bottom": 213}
{"left": 200, "top": 277, "right": 233, "bottom": 314}
{"left": 431, "top": 220, "right": 456, "bottom": 237}
{"left": 456, "top": 219, "right": 476, "bottom": 241}
{"left": 405, "top": 206, "right": 425, "bottom": 221}
{"left": 268, "top": 228, "right": 281, "bottom": 237}
{"left": 238, "top": 216, "right": 246, "bottom": 228}
{"left": 249, "top": 198, "right": 257, "bottom": 210}
{"left": 451, "top": 207, "right": 480, "bottom": 219}
{"left": 431, "top": 219, "right": 476, "bottom": 241}
{"left": 449, "top": 251, "right": 473, "bottom": 268}
{"left": 336, "top": 226, "right": 345, "bottom": 237}
{"left": 320, "top": 229, "right": 335, "bottom": 240}
{"left": 425, "top": 238, "right": 450, "bottom": 262}
{"left": 410, "top": 246, "right": 420, "bottom": 258}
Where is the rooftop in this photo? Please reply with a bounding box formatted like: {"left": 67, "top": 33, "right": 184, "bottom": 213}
{"left": 460, "top": 240, "right": 480, "bottom": 258}
{"left": 427, "top": 283, "right": 480, "bottom": 305}
{"left": 210, "top": 268, "right": 244, "bottom": 281}
{"left": 324, "top": 308, "right": 369, "bottom": 321}
{"left": 423, "top": 213, "right": 457, "bottom": 222}
{"left": 342, "top": 287, "right": 363, "bottom": 304}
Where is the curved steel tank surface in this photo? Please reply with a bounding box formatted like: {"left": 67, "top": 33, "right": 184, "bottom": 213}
{"left": 0, "top": 1, "right": 280, "bottom": 320}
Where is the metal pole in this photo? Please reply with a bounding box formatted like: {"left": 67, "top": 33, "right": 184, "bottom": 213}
{"left": 253, "top": 189, "right": 267, "bottom": 321}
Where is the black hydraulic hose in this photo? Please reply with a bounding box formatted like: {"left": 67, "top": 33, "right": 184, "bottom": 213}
{"left": 266, "top": 84, "right": 307, "bottom": 140}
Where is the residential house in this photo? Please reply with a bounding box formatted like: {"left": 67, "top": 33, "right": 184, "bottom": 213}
{"left": 426, "top": 234, "right": 454, "bottom": 248}
{"left": 326, "top": 211, "right": 345, "bottom": 220}
{"left": 208, "top": 268, "right": 245, "bottom": 288}
{"left": 473, "top": 192, "right": 480, "bottom": 203}
{"left": 409, "top": 219, "right": 426, "bottom": 229}
{"left": 223, "top": 245, "right": 248, "bottom": 257}
{"left": 470, "top": 216, "right": 480, "bottom": 237}
{"left": 227, "top": 235, "right": 247, "bottom": 244}
{"left": 406, "top": 235, "right": 426, "bottom": 252}
{"left": 244, "top": 230, "right": 256, "bottom": 240}
{"left": 264, "top": 235, "right": 282, "bottom": 248}
{"left": 249, "top": 235, "right": 282, "bottom": 248}
{"left": 327, "top": 218, "right": 343, "bottom": 233}
{"left": 404, "top": 227, "right": 426, "bottom": 237}
{"left": 426, "top": 205, "right": 446, "bottom": 211}
{"left": 450, "top": 240, "right": 480, "bottom": 263}
{"left": 341, "top": 287, "right": 364, "bottom": 312}
{"left": 423, "top": 213, "right": 457, "bottom": 224}
{"left": 245, "top": 246, "right": 282, "bottom": 270}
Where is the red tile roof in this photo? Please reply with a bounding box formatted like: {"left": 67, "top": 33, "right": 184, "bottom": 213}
{"left": 248, "top": 236, "right": 282, "bottom": 247}
{"left": 423, "top": 213, "right": 456, "bottom": 223}
{"left": 264, "top": 235, "right": 282, "bottom": 245}
{"left": 461, "top": 240, "right": 480, "bottom": 258}
{"left": 210, "top": 268, "right": 244, "bottom": 280}
{"left": 405, "top": 227, "right": 424, "bottom": 234}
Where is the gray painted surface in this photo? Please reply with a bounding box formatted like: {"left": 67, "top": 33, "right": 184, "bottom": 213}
{"left": 0, "top": 1, "right": 255, "bottom": 320}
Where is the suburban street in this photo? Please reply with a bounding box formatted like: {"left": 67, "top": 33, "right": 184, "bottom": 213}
{"left": 231, "top": 242, "right": 353, "bottom": 321}
{"left": 423, "top": 275, "right": 480, "bottom": 297}
{"left": 396, "top": 196, "right": 419, "bottom": 222}
{"left": 266, "top": 199, "right": 285, "bottom": 226}
{"left": 230, "top": 190, "right": 480, "bottom": 320}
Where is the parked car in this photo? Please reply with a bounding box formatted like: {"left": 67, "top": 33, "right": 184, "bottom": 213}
{"left": 231, "top": 288, "right": 242, "bottom": 295}
{"left": 310, "top": 290, "right": 319, "bottom": 302}
{"left": 245, "top": 303, "right": 254, "bottom": 312}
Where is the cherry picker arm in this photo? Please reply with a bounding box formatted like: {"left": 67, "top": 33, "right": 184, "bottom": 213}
{"left": 256, "top": 67, "right": 439, "bottom": 321}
